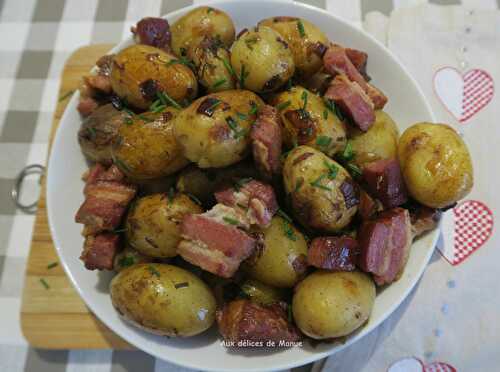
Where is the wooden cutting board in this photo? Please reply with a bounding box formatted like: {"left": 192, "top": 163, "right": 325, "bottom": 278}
{"left": 20, "top": 44, "right": 132, "bottom": 349}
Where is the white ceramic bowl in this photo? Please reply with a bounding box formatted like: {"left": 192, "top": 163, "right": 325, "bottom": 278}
{"left": 47, "top": 1, "right": 438, "bottom": 370}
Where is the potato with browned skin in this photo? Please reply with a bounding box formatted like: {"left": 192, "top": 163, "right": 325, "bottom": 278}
{"left": 271, "top": 86, "right": 347, "bottom": 157}
{"left": 110, "top": 264, "right": 216, "bottom": 337}
{"left": 258, "top": 17, "right": 328, "bottom": 78}
{"left": 293, "top": 271, "right": 375, "bottom": 339}
{"left": 398, "top": 122, "right": 473, "bottom": 208}
{"left": 173, "top": 90, "right": 264, "bottom": 168}
{"left": 110, "top": 45, "right": 197, "bottom": 109}
{"left": 283, "top": 146, "right": 359, "bottom": 232}
{"left": 112, "top": 108, "right": 189, "bottom": 180}
{"left": 244, "top": 215, "right": 308, "bottom": 288}
{"left": 125, "top": 193, "right": 203, "bottom": 258}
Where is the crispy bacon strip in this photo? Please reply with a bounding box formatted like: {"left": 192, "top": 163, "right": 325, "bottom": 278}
{"left": 345, "top": 48, "right": 370, "bottom": 81}
{"left": 217, "top": 299, "right": 300, "bottom": 344}
{"left": 325, "top": 74, "right": 375, "bottom": 131}
{"left": 250, "top": 105, "right": 283, "bottom": 179}
{"left": 410, "top": 206, "right": 442, "bottom": 239}
{"left": 215, "top": 180, "right": 278, "bottom": 228}
{"left": 131, "top": 17, "right": 171, "bottom": 51}
{"left": 80, "top": 233, "right": 120, "bottom": 270}
{"left": 178, "top": 205, "right": 256, "bottom": 278}
{"left": 358, "top": 208, "right": 412, "bottom": 285}
{"left": 358, "top": 189, "right": 382, "bottom": 220}
{"left": 308, "top": 236, "right": 359, "bottom": 271}
{"left": 362, "top": 158, "right": 408, "bottom": 209}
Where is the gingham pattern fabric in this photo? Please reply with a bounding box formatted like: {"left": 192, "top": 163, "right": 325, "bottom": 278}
{"left": 0, "top": 0, "right": 498, "bottom": 371}
{"left": 460, "top": 69, "right": 495, "bottom": 122}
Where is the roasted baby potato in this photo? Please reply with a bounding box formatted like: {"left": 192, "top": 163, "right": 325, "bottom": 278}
{"left": 348, "top": 110, "right": 399, "bottom": 168}
{"left": 78, "top": 104, "right": 126, "bottom": 164}
{"left": 283, "top": 146, "right": 359, "bottom": 232}
{"left": 272, "top": 86, "right": 346, "bottom": 156}
{"left": 176, "top": 162, "right": 259, "bottom": 204}
{"left": 293, "top": 271, "right": 375, "bottom": 339}
{"left": 258, "top": 17, "right": 328, "bottom": 78}
{"left": 244, "top": 215, "right": 308, "bottom": 288}
{"left": 112, "top": 108, "right": 189, "bottom": 180}
{"left": 110, "top": 263, "right": 216, "bottom": 337}
{"left": 113, "top": 244, "right": 153, "bottom": 272}
{"left": 174, "top": 90, "right": 264, "bottom": 168}
{"left": 189, "top": 37, "right": 235, "bottom": 92}
{"left": 171, "top": 6, "right": 235, "bottom": 57}
{"left": 110, "top": 44, "right": 197, "bottom": 109}
{"left": 231, "top": 26, "right": 295, "bottom": 93}
{"left": 240, "top": 278, "right": 286, "bottom": 306}
{"left": 125, "top": 193, "right": 203, "bottom": 258}
{"left": 398, "top": 122, "right": 473, "bottom": 208}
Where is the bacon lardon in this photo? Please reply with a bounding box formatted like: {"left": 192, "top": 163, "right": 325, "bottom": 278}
{"left": 216, "top": 299, "right": 300, "bottom": 345}
{"left": 325, "top": 74, "right": 375, "bottom": 131}
{"left": 215, "top": 180, "right": 278, "bottom": 228}
{"left": 308, "top": 236, "right": 359, "bottom": 271}
{"left": 345, "top": 48, "right": 370, "bottom": 81}
{"left": 178, "top": 206, "right": 256, "bottom": 278}
{"left": 362, "top": 158, "right": 407, "bottom": 209}
{"left": 75, "top": 164, "right": 137, "bottom": 235}
{"left": 323, "top": 44, "right": 368, "bottom": 90}
{"left": 410, "top": 206, "right": 441, "bottom": 239}
{"left": 80, "top": 233, "right": 120, "bottom": 270}
{"left": 250, "top": 105, "right": 283, "bottom": 180}
{"left": 131, "top": 17, "right": 171, "bottom": 51}
{"left": 358, "top": 208, "right": 412, "bottom": 285}
{"left": 358, "top": 189, "right": 382, "bottom": 220}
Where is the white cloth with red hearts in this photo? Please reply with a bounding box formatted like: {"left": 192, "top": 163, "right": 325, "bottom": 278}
{"left": 317, "top": 3, "right": 500, "bottom": 372}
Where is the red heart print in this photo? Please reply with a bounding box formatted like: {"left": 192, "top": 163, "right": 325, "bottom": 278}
{"left": 388, "top": 357, "right": 456, "bottom": 372}
{"left": 453, "top": 200, "right": 494, "bottom": 265}
{"left": 433, "top": 67, "right": 494, "bottom": 123}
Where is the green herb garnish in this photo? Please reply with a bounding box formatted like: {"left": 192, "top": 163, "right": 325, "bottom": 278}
{"left": 151, "top": 104, "right": 166, "bottom": 113}
{"left": 157, "top": 91, "right": 182, "bottom": 109}
{"left": 207, "top": 7, "right": 214, "bottom": 14}
{"left": 212, "top": 78, "right": 227, "bottom": 89}
{"left": 39, "top": 278, "right": 50, "bottom": 289}
{"left": 323, "top": 109, "right": 328, "bottom": 120}
{"left": 297, "top": 20, "right": 306, "bottom": 37}
{"left": 234, "top": 177, "right": 253, "bottom": 191}
{"left": 113, "top": 228, "right": 128, "bottom": 233}
{"left": 137, "top": 114, "right": 153, "bottom": 122}
{"left": 324, "top": 98, "right": 335, "bottom": 113}
{"left": 324, "top": 160, "right": 339, "bottom": 179}
{"left": 225, "top": 116, "right": 246, "bottom": 138}
{"left": 207, "top": 98, "right": 222, "bottom": 112}
{"left": 148, "top": 265, "right": 161, "bottom": 277}
{"left": 168, "top": 187, "right": 175, "bottom": 202}
{"left": 276, "top": 100, "right": 291, "bottom": 111}
{"left": 236, "top": 112, "right": 248, "bottom": 121}
{"left": 239, "top": 64, "right": 249, "bottom": 88}
{"left": 316, "top": 136, "right": 332, "bottom": 149}
{"left": 301, "top": 90, "right": 308, "bottom": 111}
{"left": 277, "top": 208, "right": 293, "bottom": 223}
{"left": 123, "top": 116, "right": 133, "bottom": 125}
{"left": 174, "top": 282, "right": 189, "bottom": 289}
{"left": 310, "top": 174, "right": 331, "bottom": 190}
{"left": 222, "top": 59, "right": 236, "bottom": 77}
{"left": 294, "top": 178, "right": 304, "bottom": 192}
{"left": 87, "top": 127, "right": 97, "bottom": 139}
{"left": 248, "top": 102, "right": 259, "bottom": 116}
{"left": 223, "top": 216, "right": 240, "bottom": 225}
{"left": 187, "top": 193, "right": 202, "bottom": 205}
{"left": 347, "top": 163, "right": 362, "bottom": 178}
{"left": 282, "top": 220, "right": 297, "bottom": 241}
{"left": 245, "top": 36, "right": 259, "bottom": 50}
{"left": 119, "top": 255, "right": 135, "bottom": 268}
{"left": 114, "top": 158, "right": 131, "bottom": 173}
{"left": 339, "top": 141, "right": 355, "bottom": 162}
{"left": 47, "top": 262, "right": 58, "bottom": 270}
{"left": 58, "top": 90, "right": 74, "bottom": 102}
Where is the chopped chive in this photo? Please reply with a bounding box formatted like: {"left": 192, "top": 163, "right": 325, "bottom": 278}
{"left": 294, "top": 178, "right": 304, "bottom": 192}
{"left": 248, "top": 102, "right": 258, "bottom": 115}
{"left": 87, "top": 127, "right": 97, "bottom": 138}
{"left": 334, "top": 105, "right": 345, "bottom": 121}
{"left": 277, "top": 208, "right": 293, "bottom": 223}
{"left": 58, "top": 90, "right": 74, "bottom": 102}
{"left": 324, "top": 160, "right": 339, "bottom": 179}
{"left": 212, "top": 78, "right": 227, "bottom": 89}
{"left": 324, "top": 98, "right": 335, "bottom": 113}
{"left": 339, "top": 141, "right": 355, "bottom": 162}
{"left": 119, "top": 255, "right": 135, "bottom": 268}
{"left": 234, "top": 177, "right": 253, "bottom": 191}
{"left": 225, "top": 116, "right": 246, "bottom": 138}
{"left": 174, "top": 281, "right": 189, "bottom": 289}
{"left": 114, "top": 158, "right": 131, "bottom": 173}
{"left": 236, "top": 112, "right": 248, "bottom": 121}
{"left": 310, "top": 174, "right": 331, "bottom": 191}
{"left": 39, "top": 278, "right": 50, "bottom": 289}
{"left": 168, "top": 187, "right": 175, "bottom": 202}
{"left": 222, "top": 59, "right": 235, "bottom": 77}
{"left": 137, "top": 114, "right": 153, "bottom": 122}
{"left": 113, "top": 228, "right": 128, "bottom": 233}
{"left": 148, "top": 265, "right": 161, "bottom": 277}
{"left": 187, "top": 193, "right": 202, "bottom": 205}
{"left": 316, "top": 135, "right": 332, "bottom": 148}
{"left": 239, "top": 64, "right": 249, "bottom": 89}
{"left": 347, "top": 163, "right": 362, "bottom": 178}
{"left": 323, "top": 109, "right": 328, "bottom": 120}
{"left": 276, "top": 100, "right": 291, "bottom": 111}
{"left": 151, "top": 104, "right": 166, "bottom": 113}
{"left": 123, "top": 116, "right": 133, "bottom": 125}
{"left": 287, "top": 305, "right": 293, "bottom": 322}
{"left": 47, "top": 262, "right": 58, "bottom": 269}
{"left": 282, "top": 219, "right": 297, "bottom": 241}
{"left": 301, "top": 90, "right": 308, "bottom": 111}
{"left": 236, "top": 203, "right": 247, "bottom": 209}
{"left": 223, "top": 216, "right": 240, "bottom": 225}
{"left": 166, "top": 56, "right": 195, "bottom": 69}
{"left": 207, "top": 98, "right": 222, "bottom": 112}
{"left": 207, "top": 7, "right": 214, "bottom": 14}
{"left": 157, "top": 91, "right": 182, "bottom": 109}
{"left": 244, "top": 36, "right": 259, "bottom": 50}
{"left": 286, "top": 78, "right": 293, "bottom": 91}
{"left": 297, "top": 20, "right": 306, "bottom": 37}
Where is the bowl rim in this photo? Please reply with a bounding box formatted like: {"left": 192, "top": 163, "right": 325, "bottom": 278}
{"left": 47, "top": 0, "right": 438, "bottom": 370}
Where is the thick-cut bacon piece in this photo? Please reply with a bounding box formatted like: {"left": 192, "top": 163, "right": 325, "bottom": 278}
{"left": 77, "top": 96, "right": 99, "bottom": 117}
{"left": 323, "top": 44, "right": 368, "bottom": 90}
{"left": 410, "top": 206, "right": 441, "bottom": 239}
{"left": 80, "top": 233, "right": 120, "bottom": 270}
{"left": 250, "top": 105, "right": 283, "bottom": 179}
{"left": 82, "top": 164, "right": 125, "bottom": 193}
{"left": 358, "top": 189, "right": 383, "bottom": 220}
{"left": 131, "top": 17, "right": 171, "bottom": 51}
{"left": 84, "top": 75, "right": 112, "bottom": 95}
{"left": 308, "top": 236, "right": 359, "bottom": 271}
{"left": 215, "top": 180, "right": 278, "bottom": 228}
{"left": 365, "top": 83, "right": 387, "bottom": 110}
{"left": 178, "top": 207, "right": 256, "bottom": 278}
{"left": 216, "top": 299, "right": 301, "bottom": 345}
{"left": 362, "top": 158, "right": 407, "bottom": 209}
{"left": 325, "top": 75, "right": 375, "bottom": 131}
{"left": 358, "top": 208, "right": 412, "bottom": 285}
{"left": 345, "top": 48, "right": 370, "bottom": 81}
